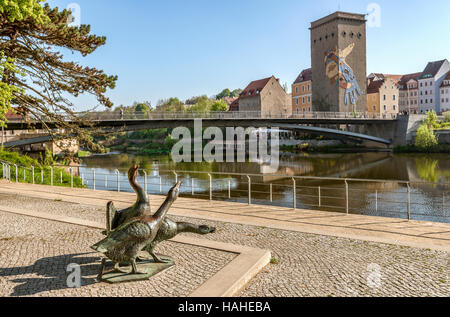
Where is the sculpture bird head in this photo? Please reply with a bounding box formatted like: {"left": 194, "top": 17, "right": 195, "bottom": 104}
{"left": 168, "top": 181, "right": 182, "bottom": 200}
{"left": 128, "top": 163, "right": 139, "bottom": 181}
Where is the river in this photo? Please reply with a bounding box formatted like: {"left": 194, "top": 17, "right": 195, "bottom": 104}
{"left": 79, "top": 152, "right": 450, "bottom": 223}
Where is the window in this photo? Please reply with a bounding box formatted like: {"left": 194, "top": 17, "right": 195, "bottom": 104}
{"left": 295, "top": 87, "right": 298, "bottom": 93}
{"left": 383, "top": 105, "right": 387, "bottom": 111}
{"left": 373, "top": 106, "right": 376, "bottom": 111}
{"left": 308, "top": 96, "right": 311, "bottom": 103}
{"left": 393, "top": 105, "right": 396, "bottom": 111}
{"left": 308, "top": 107, "right": 311, "bottom": 112}
{"left": 302, "top": 97, "right": 305, "bottom": 104}
{"left": 430, "top": 99, "right": 433, "bottom": 103}
{"left": 393, "top": 95, "right": 396, "bottom": 101}
{"left": 307, "top": 84, "right": 310, "bottom": 91}
{"left": 296, "top": 108, "right": 299, "bottom": 115}
{"left": 383, "top": 95, "right": 386, "bottom": 101}
{"left": 302, "top": 86, "right": 305, "bottom": 92}
{"left": 296, "top": 98, "right": 299, "bottom": 105}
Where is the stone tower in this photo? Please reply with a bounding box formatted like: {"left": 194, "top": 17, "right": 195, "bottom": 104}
{"left": 310, "top": 12, "right": 367, "bottom": 112}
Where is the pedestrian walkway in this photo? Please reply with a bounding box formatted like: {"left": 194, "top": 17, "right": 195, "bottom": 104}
{"left": 1, "top": 181, "right": 449, "bottom": 252}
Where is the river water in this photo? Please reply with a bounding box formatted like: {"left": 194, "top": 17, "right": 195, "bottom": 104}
{"left": 79, "top": 152, "right": 450, "bottom": 223}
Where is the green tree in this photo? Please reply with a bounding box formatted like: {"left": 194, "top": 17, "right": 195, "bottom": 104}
{"left": 443, "top": 112, "right": 450, "bottom": 123}
{"left": 216, "top": 88, "right": 231, "bottom": 100}
{"left": 231, "top": 89, "right": 242, "bottom": 97}
{"left": 415, "top": 124, "right": 438, "bottom": 149}
{"left": 155, "top": 98, "right": 185, "bottom": 112}
{"left": 0, "top": 51, "right": 23, "bottom": 126}
{"left": 210, "top": 100, "right": 228, "bottom": 112}
{"left": 0, "top": 0, "right": 117, "bottom": 152}
{"left": 425, "top": 110, "right": 439, "bottom": 129}
{"left": 135, "top": 103, "right": 151, "bottom": 113}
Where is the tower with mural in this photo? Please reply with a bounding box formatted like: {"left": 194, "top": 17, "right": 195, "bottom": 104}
{"left": 310, "top": 12, "right": 367, "bottom": 112}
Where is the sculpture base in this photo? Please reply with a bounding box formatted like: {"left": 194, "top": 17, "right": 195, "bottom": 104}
{"left": 100, "top": 256, "right": 174, "bottom": 284}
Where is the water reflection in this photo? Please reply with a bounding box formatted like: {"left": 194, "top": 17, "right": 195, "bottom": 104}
{"left": 80, "top": 152, "right": 450, "bottom": 223}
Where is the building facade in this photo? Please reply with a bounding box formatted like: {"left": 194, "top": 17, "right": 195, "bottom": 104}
{"left": 310, "top": 11, "right": 367, "bottom": 112}
{"left": 418, "top": 59, "right": 450, "bottom": 114}
{"left": 367, "top": 77, "right": 399, "bottom": 117}
{"left": 238, "top": 76, "right": 291, "bottom": 117}
{"left": 398, "top": 72, "right": 421, "bottom": 114}
{"left": 291, "top": 68, "right": 312, "bottom": 115}
{"left": 440, "top": 71, "right": 450, "bottom": 113}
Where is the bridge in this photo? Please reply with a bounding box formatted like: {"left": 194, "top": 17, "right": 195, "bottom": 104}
{"left": 4, "top": 111, "right": 418, "bottom": 147}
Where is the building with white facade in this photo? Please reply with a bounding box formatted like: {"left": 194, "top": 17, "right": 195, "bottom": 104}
{"left": 418, "top": 59, "right": 450, "bottom": 114}
{"left": 440, "top": 71, "right": 450, "bottom": 113}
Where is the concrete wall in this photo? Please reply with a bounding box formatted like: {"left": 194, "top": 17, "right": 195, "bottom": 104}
{"left": 311, "top": 12, "right": 367, "bottom": 112}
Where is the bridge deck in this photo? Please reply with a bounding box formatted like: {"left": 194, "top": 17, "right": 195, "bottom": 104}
{"left": 0, "top": 181, "right": 448, "bottom": 252}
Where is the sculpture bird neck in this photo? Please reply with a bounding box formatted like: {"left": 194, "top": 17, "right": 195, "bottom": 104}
{"left": 128, "top": 164, "right": 148, "bottom": 204}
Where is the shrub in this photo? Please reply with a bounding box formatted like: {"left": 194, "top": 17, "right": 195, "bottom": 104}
{"left": 415, "top": 124, "right": 438, "bottom": 149}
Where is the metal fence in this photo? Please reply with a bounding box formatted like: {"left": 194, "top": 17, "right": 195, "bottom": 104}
{"left": 3, "top": 159, "right": 448, "bottom": 223}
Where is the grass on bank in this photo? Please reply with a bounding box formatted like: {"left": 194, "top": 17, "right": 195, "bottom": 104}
{"left": 0, "top": 149, "right": 84, "bottom": 188}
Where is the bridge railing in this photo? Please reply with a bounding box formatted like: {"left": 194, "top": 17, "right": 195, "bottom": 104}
{"left": 6, "top": 111, "right": 397, "bottom": 122}
{"left": 1, "top": 159, "right": 447, "bottom": 223}
{"left": 72, "top": 111, "right": 398, "bottom": 121}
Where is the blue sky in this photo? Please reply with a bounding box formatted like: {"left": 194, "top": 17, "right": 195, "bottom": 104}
{"left": 47, "top": 0, "right": 450, "bottom": 111}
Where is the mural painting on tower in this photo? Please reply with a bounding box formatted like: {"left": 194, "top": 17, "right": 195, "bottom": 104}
{"left": 324, "top": 43, "right": 362, "bottom": 106}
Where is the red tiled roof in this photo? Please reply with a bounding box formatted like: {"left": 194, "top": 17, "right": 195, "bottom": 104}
{"left": 4, "top": 109, "right": 23, "bottom": 120}
{"left": 367, "top": 79, "right": 384, "bottom": 94}
{"left": 293, "top": 68, "right": 312, "bottom": 84}
{"left": 398, "top": 72, "right": 422, "bottom": 90}
{"left": 441, "top": 71, "right": 450, "bottom": 88}
{"left": 240, "top": 77, "right": 273, "bottom": 98}
{"left": 229, "top": 98, "right": 239, "bottom": 111}
{"left": 223, "top": 96, "right": 238, "bottom": 106}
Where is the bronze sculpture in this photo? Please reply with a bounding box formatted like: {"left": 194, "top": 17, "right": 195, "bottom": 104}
{"left": 93, "top": 164, "right": 216, "bottom": 280}
{"left": 92, "top": 182, "right": 181, "bottom": 277}
{"left": 105, "top": 164, "right": 215, "bottom": 263}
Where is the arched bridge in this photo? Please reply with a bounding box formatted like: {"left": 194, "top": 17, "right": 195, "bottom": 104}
{"left": 4, "top": 111, "right": 399, "bottom": 146}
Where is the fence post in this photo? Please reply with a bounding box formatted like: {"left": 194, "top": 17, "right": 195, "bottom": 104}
{"left": 32, "top": 166, "right": 35, "bottom": 185}
{"left": 375, "top": 190, "right": 378, "bottom": 212}
{"left": 143, "top": 170, "right": 147, "bottom": 193}
{"left": 69, "top": 167, "right": 73, "bottom": 188}
{"left": 247, "top": 175, "right": 251, "bottom": 205}
{"left": 407, "top": 182, "right": 411, "bottom": 221}
{"left": 292, "top": 178, "right": 296, "bottom": 210}
{"left": 345, "top": 179, "right": 349, "bottom": 215}
{"left": 173, "top": 171, "right": 178, "bottom": 184}
{"left": 50, "top": 167, "right": 53, "bottom": 186}
{"left": 24, "top": 168, "right": 26, "bottom": 182}
{"left": 60, "top": 170, "right": 63, "bottom": 184}
{"left": 14, "top": 164, "right": 18, "bottom": 183}
{"left": 270, "top": 183, "right": 273, "bottom": 202}
{"left": 208, "top": 173, "right": 212, "bottom": 201}
{"left": 228, "top": 179, "right": 231, "bottom": 199}
{"left": 191, "top": 178, "right": 195, "bottom": 196}
{"left": 105, "top": 175, "right": 108, "bottom": 189}
{"left": 41, "top": 169, "right": 43, "bottom": 184}
{"left": 92, "top": 169, "right": 96, "bottom": 191}
{"left": 159, "top": 176, "right": 162, "bottom": 193}
{"left": 115, "top": 169, "right": 120, "bottom": 192}
{"left": 318, "top": 186, "right": 321, "bottom": 207}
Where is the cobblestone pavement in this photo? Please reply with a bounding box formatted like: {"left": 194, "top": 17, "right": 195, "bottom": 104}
{"left": 0, "top": 193, "right": 449, "bottom": 297}
{"left": 0, "top": 210, "right": 235, "bottom": 297}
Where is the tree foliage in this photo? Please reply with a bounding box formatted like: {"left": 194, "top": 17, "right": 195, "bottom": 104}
{"left": 0, "top": 0, "right": 117, "bottom": 152}
{"left": 415, "top": 124, "right": 438, "bottom": 149}
{"left": 0, "top": 51, "right": 22, "bottom": 126}
{"left": 210, "top": 99, "right": 228, "bottom": 112}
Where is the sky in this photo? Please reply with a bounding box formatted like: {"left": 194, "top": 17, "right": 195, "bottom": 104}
{"left": 46, "top": 0, "right": 450, "bottom": 111}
